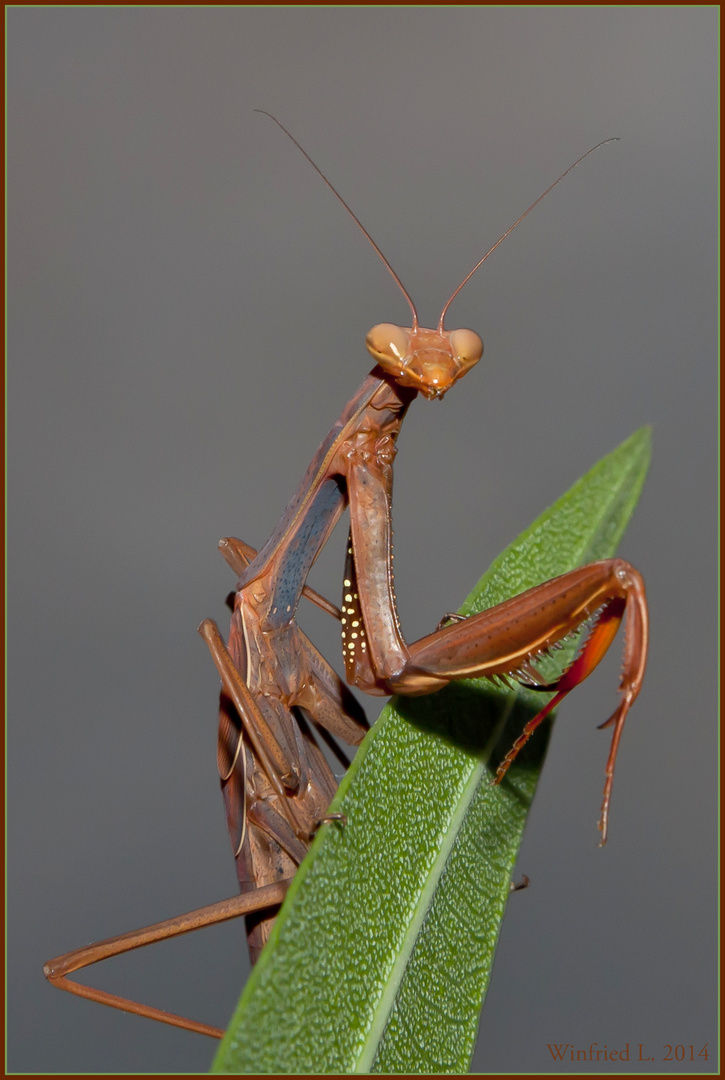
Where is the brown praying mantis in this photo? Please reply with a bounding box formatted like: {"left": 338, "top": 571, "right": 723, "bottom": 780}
{"left": 44, "top": 115, "right": 648, "bottom": 1041}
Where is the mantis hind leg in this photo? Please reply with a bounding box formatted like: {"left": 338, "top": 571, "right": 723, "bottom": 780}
{"left": 43, "top": 881, "right": 290, "bottom": 1039}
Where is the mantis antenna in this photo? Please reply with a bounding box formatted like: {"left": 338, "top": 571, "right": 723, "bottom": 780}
{"left": 437, "top": 138, "right": 619, "bottom": 329}
{"left": 254, "top": 112, "right": 618, "bottom": 332}
{"left": 255, "top": 110, "right": 419, "bottom": 327}
{"left": 256, "top": 111, "right": 618, "bottom": 333}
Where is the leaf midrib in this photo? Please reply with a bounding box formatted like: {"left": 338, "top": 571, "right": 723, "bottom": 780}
{"left": 353, "top": 698, "right": 515, "bottom": 1073}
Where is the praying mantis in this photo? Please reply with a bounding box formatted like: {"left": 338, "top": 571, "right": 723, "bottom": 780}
{"left": 44, "top": 115, "right": 648, "bottom": 1041}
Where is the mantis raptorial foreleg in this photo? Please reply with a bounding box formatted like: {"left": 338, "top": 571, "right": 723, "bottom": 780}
{"left": 320, "top": 351, "right": 646, "bottom": 841}
{"left": 344, "top": 507, "right": 647, "bottom": 840}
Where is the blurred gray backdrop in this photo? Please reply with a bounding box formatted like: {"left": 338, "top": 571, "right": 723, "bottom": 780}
{"left": 9, "top": 7, "right": 717, "bottom": 1074}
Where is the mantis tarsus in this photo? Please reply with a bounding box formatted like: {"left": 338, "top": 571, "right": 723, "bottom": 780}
{"left": 44, "top": 115, "right": 648, "bottom": 1040}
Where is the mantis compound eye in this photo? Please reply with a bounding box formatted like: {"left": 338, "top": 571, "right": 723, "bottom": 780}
{"left": 365, "top": 323, "right": 411, "bottom": 369}
{"left": 449, "top": 328, "right": 484, "bottom": 372}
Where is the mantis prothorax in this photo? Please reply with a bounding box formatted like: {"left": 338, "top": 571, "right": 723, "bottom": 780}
{"left": 44, "top": 116, "right": 648, "bottom": 1039}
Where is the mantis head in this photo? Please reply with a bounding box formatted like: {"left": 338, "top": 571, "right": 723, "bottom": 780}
{"left": 365, "top": 323, "right": 483, "bottom": 400}
{"left": 256, "top": 112, "right": 617, "bottom": 401}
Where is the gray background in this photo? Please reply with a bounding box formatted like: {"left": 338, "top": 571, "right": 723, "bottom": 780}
{"left": 9, "top": 7, "right": 717, "bottom": 1075}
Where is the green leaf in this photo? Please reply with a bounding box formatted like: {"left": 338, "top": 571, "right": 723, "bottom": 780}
{"left": 212, "top": 427, "right": 651, "bottom": 1075}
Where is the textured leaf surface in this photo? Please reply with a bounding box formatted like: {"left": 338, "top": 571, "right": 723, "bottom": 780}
{"left": 212, "top": 428, "right": 651, "bottom": 1075}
